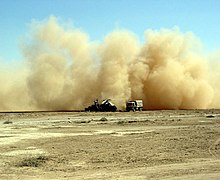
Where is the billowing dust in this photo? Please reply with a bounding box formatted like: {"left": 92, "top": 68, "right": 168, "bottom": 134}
{"left": 0, "top": 16, "right": 220, "bottom": 111}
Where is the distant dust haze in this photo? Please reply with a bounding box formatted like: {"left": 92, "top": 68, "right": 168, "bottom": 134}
{"left": 0, "top": 16, "right": 220, "bottom": 111}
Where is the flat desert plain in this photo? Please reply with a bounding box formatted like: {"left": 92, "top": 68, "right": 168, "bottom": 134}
{"left": 0, "top": 110, "right": 220, "bottom": 179}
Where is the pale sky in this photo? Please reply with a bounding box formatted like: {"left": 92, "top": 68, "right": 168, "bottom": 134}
{"left": 0, "top": 0, "right": 219, "bottom": 61}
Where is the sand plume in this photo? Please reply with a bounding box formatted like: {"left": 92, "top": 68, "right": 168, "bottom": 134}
{"left": 0, "top": 16, "right": 219, "bottom": 111}
{"left": 133, "top": 29, "right": 214, "bottom": 109}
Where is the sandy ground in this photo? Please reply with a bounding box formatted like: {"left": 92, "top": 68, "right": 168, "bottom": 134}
{"left": 0, "top": 110, "right": 220, "bottom": 179}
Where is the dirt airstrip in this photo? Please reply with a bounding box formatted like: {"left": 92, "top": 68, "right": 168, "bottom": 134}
{"left": 0, "top": 110, "right": 220, "bottom": 179}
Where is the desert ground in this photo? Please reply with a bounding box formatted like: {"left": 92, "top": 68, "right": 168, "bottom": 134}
{"left": 0, "top": 110, "right": 220, "bottom": 179}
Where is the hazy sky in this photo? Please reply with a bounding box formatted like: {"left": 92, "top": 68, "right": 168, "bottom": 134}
{"left": 0, "top": 0, "right": 219, "bottom": 61}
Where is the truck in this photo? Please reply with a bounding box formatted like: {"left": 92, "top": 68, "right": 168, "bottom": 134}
{"left": 85, "top": 99, "right": 117, "bottom": 112}
{"left": 126, "top": 100, "right": 143, "bottom": 112}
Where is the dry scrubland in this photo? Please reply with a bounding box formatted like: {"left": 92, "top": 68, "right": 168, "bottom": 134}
{"left": 0, "top": 110, "right": 220, "bottom": 179}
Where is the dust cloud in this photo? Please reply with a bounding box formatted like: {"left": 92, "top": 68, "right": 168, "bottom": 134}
{"left": 0, "top": 16, "right": 220, "bottom": 111}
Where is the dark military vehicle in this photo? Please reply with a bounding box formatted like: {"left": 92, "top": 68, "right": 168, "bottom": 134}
{"left": 85, "top": 99, "right": 117, "bottom": 112}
